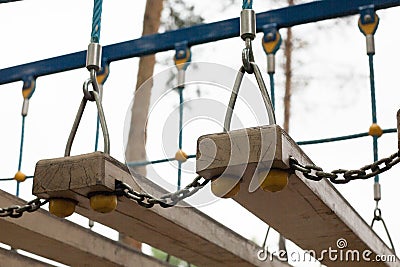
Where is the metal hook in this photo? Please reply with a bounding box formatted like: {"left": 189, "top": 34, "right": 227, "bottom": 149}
{"left": 83, "top": 69, "right": 102, "bottom": 101}
{"left": 242, "top": 38, "right": 254, "bottom": 73}
{"left": 65, "top": 77, "right": 110, "bottom": 157}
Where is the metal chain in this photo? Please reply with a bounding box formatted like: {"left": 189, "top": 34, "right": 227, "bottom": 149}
{"left": 116, "top": 176, "right": 210, "bottom": 209}
{"left": 289, "top": 150, "right": 400, "bottom": 184}
{"left": 0, "top": 198, "right": 48, "bottom": 218}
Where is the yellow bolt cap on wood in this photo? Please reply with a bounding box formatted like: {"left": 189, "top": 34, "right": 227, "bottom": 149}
{"left": 175, "top": 149, "right": 188, "bottom": 162}
{"left": 211, "top": 176, "right": 241, "bottom": 198}
{"left": 90, "top": 194, "right": 117, "bottom": 213}
{"left": 49, "top": 198, "right": 76, "bottom": 218}
{"left": 259, "top": 169, "right": 289, "bottom": 192}
{"left": 368, "top": 123, "right": 383, "bottom": 137}
{"left": 14, "top": 171, "right": 26, "bottom": 182}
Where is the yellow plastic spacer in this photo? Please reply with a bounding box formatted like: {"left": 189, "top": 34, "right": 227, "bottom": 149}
{"left": 175, "top": 149, "right": 188, "bottom": 162}
{"left": 49, "top": 198, "right": 76, "bottom": 218}
{"left": 90, "top": 194, "right": 118, "bottom": 213}
{"left": 369, "top": 123, "right": 383, "bottom": 138}
{"left": 22, "top": 80, "right": 36, "bottom": 99}
{"left": 14, "top": 171, "right": 26, "bottom": 182}
{"left": 211, "top": 176, "right": 241, "bottom": 198}
{"left": 358, "top": 14, "right": 379, "bottom": 36}
{"left": 96, "top": 64, "right": 110, "bottom": 85}
{"left": 259, "top": 169, "right": 289, "bottom": 192}
{"left": 174, "top": 49, "right": 191, "bottom": 71}
{"left": 262, "top": 32, "right": 282, "bottom": 54}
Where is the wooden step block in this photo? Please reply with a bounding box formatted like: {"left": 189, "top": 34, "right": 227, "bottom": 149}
{"left": 196, "top": 124, "right": 398, "bottom": 267}
{"left": 0, "top": 189, "right": 171, "bottom": 267}
{"left": 32, "top": 152, "right": 290, "bottom": 267}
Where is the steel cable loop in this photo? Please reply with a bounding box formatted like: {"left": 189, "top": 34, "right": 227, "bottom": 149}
{"left": 224, "top": 67, "right": 245, "bottom": 132}
{"left": 251, "top": 62, "right": 276, "bottom": 125}
{"left": 65, "top": 77, "right": 110, "bottom": 157}
{"left": 371, "top": 207, "right": 396, "bottom": 253}
{"left": 223, "top": 63, "right": 276, "bottom": 132}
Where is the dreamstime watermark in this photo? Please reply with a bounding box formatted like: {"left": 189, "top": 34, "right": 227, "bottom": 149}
{"left": 257, "top": 238, "right": 397, "bottom": 263}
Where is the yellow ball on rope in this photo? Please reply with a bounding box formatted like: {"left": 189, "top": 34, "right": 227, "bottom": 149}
{"left": 368, "top": 123, "right": 383, "bottom": 138}
{"left": 175, "top": 149, "right": 188, "bottom": 162}
{"left": 14, "top": 171, "right": 26, "bottom": 182}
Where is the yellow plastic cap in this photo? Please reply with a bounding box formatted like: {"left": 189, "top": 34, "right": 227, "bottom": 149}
{"left": 175, "top": 149, "right": 188, "bottom": 162}
{"left": 358, "top": 14, "right": 379, "bottom": 36}
{"left": 90, "top": 194, "right": 118, "bottom": 213}
{"left": 14, "top": 171, "right": 26, "bottom": 182}
{"left": 368, "top": 123, "right": 383, "bottom": 138}
{"left": 259, "top": 169, "right": 289, "bottom": 192}
{"left": 49, "top": 198, "right": 76, "bottom": 218}
{"left": 211, "top": 176, "right": 241, "bottom": 198}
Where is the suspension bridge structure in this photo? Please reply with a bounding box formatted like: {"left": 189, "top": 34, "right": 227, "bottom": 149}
{"left": 0, "top": 0, "right": 400, "bottom": 266}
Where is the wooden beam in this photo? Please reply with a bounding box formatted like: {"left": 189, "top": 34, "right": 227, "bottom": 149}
{"left": 33, "top": 152, "right": 290, "bottom": 267}
{"left": 0, "top": 247, "right": 54, "bottom": 267}
{"left": 196, "top": 124, "right": 399, "bottom": 267}
{"left": 0, "top": 189, "right": 172, "bottom": 267}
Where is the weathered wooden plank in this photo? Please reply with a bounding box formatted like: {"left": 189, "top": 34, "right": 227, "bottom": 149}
{"left": 33, "top": 152, "right": 290, "bottom": 267}
{"left": 0, "top": 189, "right": 172, "bottom": 267}
{"left": 0, "top": 247, "right": 54, "bottom": 267}
{"left": 196, "top": 124, "right": 399, "bottom": 267}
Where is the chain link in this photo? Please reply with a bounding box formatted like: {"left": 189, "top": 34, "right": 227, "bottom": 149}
{"left": 0, "top": 198, "right": 48, "bottom": 218}
{"left": 116, "top": 176, "right": 209, "bottom": 208}
{"left": 289, "top": 150, "right": 400, "bottom": 184}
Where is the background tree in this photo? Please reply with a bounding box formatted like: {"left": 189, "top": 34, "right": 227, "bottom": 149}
{"left": 123, "top": 0, "right": 203, "bottom": 252}
{"left": 123, "top": 0, "right": 164, "bottom": 250}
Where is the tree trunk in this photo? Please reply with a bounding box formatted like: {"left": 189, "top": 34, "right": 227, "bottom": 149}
{"left": 283, "top": 26, "right": 293, "bottom": 133}
{"left": 122, "top": 0, "right": 164, "bottom": 250}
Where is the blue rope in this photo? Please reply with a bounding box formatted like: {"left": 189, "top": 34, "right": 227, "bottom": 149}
{"left": 127, "top": 154, "right": 196, "bottom": 167}
{"left": 368, "top": 54, "right": 379, "bottom": 182}
{"left": 178, "top": 162, "right": 182, "bottom": 190}
{"left": 16, "top": 115, "right": 26, "bottom": 197}
{"left": 369, "top": 55, "right": 377, "bottom": 124}
{"left": 297, "top": 128, "right": 396, "bottom": 146}
{"left": 242, "top": 0, "right": 253, "bottom": 9}
{"left": 178, "top": 88, "right": 184, "bottom": 150}
{"left": 0, "top": 176, "right": 33, "bottom": 182}
{"left": 373, "top": 136, "right": 379, "bottom": 182}
{"left": 177, "top": 88, "right": 184, "bottom": 190}
{"left": 268, "top": 73, "right": 275, "bottom": 110}
{"left": 91, "top": 0, "right": 103, "bottom": 43}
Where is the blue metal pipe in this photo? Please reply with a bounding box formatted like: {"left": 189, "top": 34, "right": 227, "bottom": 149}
{"left": 0, "top": 0, "right": 23, "bottom": 3}
{"left": 1, "top": 0, "right": 400, "bottom": 85}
